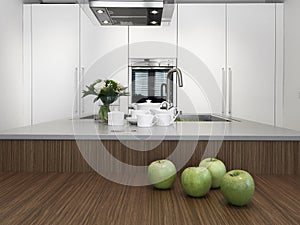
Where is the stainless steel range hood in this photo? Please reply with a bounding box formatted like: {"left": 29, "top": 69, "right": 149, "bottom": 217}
{"left": 89, "top": 0, "right": 175, "bottom": 26}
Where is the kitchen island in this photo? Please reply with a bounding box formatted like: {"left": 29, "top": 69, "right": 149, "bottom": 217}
{"left": 0, "top": 117, "right": 299, "bottom": 175}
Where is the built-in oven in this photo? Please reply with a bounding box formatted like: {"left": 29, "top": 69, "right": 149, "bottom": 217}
{"left": 128, "top": 58, "right": 177, "bottom": 107}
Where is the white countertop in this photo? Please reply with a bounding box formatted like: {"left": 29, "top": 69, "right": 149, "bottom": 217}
{"left": 1, "top": 117, "right": 300, "bottom": 141}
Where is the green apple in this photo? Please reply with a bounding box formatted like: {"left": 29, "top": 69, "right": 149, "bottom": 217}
{"left": 181, "top": 167, "right": 212, "bottom": 197}
{"left": 148, "top": 159, "right": 177, "bottom": 189}
{"left": 220, "top": 170, "right": 255, "bottom": 206}
{"left": 199, "top": 158, "right": 226, "bottom": 188}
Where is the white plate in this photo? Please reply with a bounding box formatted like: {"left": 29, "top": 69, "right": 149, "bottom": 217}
{"left": 126, "top": 117, "right": 137, "bottom": 125}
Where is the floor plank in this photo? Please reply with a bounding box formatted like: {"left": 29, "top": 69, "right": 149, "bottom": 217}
{"left": 0, "top": 173, "right": 299, "bottom": 225}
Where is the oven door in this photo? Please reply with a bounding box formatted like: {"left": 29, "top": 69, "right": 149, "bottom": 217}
{"left": 130, "top": 66, "right": 173, "bottom": 104}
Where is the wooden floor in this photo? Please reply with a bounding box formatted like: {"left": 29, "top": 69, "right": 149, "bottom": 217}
{"left": 0, "top": 173, "right": 299, "bottom": 225}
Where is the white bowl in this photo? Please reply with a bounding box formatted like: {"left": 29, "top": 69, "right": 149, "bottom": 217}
{"left": 150, "top": 108, "right": 176, "bottom": 115}
{"left": 136, "top": 103, "right": 161, "bottom": 110}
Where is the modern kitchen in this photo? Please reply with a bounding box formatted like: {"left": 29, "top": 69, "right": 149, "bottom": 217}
{"left": 0, "top": 0, "right": 299, "bottom": 224}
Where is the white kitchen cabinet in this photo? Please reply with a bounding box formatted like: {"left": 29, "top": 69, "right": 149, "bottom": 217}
{"left": 227, "top": 4, "right": 276, "bottom": 125}
{"left": 128, "top": 7, "right": 177, "bottom": 59}
{"left": 0, "top": 0, "right": 24, "bottom": 131}
{"left": 80, "top": 9, "right": 128, "bottom": 116}
{"left": 177, "top": 4, "right": 226, "bottom": 114}
{"left": 177, "top": 3, "right": 281, "bottom": 125}
{"left": 31, "top": 4, "right": 80, "bottom": 124}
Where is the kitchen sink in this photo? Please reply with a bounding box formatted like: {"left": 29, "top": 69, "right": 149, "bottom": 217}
{"left": 80, "top": 114, "right": 232, "bottom": 122}
{"left": 175, "top": 114, "right": 231, "bottom": 122}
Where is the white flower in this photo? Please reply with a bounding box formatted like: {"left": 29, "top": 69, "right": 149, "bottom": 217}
{"left": 94, "top": 81, "right": 106, "bottom": 94}
{"left": 117, "top": 83, "right": 125, "bottom": 92}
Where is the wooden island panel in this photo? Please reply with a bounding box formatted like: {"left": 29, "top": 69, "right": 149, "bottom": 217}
{"left": 0, "top": 140, "right": 299, "bottom": 175}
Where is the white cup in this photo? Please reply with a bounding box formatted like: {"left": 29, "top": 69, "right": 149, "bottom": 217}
{"left": 156, "top": 113, "right": 177, "bottom": 126}
{"left": 131, "top": 109, "right": 149, "bottom": 119}
{"left": 108, "top": 111, "right": 124, "bottom": 126}
{"left": 137, "top": 114, "right": 157, "bottom": 127}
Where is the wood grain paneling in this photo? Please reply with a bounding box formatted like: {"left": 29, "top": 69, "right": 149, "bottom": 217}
{"left": 297, "top": 142, "right": 300, "bottom": 174}
{"left": 217, "top": 141, "right": 299, "bottom": 175}
{"left": 0, "top": 173, "right": 299, "bottom": 225}
{"left": 0, "top": 140, "right": 92, "bottom": 172}
{"left": 0, "top": 140, "right": 299, "bottom": 174}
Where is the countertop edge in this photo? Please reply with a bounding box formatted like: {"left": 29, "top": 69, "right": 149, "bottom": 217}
{"left": 1, "top": 134, "right": 300, "bottom": 141}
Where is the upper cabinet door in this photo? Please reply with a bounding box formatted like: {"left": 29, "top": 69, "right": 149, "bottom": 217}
{"left": 32, "top": 4, "right": 79, "bottom": 124}
{"left": 128, "top": 8, "right": 177, "bottom": 59}
{"left": 227, "top": 4, "right": 275, "bottom": 125}
{"left": 178, "top": 4, "right": 226, "bottom": 114}
{"left": 80, "top": 9, "right": 129, "bottom": 115}
{"left": 80, "top": 9, "right": 128, "bottom": 72}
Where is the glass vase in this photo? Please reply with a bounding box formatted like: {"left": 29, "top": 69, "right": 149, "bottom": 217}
{"left": 98, "top": 104, "right": 110, "bottom": 122}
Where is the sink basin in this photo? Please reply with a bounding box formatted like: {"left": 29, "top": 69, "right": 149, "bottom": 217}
{"left": 175, "top": 114, "right": 231, "bottom": 122}
{"left": 80, "top": 114, "right": 232, "bottom": 122}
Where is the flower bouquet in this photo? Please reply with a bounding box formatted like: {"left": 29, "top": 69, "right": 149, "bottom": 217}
{"left": 82, "top": 79, "right": 128, "bottom": 122}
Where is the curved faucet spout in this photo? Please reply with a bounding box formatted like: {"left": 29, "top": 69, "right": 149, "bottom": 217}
{"left": 167, "top": 68, "right": 183, "bottom": 87}
{"left": 166, "top": 68, "right": 183, "bottom": 107}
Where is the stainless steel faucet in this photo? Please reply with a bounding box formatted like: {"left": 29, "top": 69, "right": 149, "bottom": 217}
{"left": 166, "top": 68, "right": 183, "bottom": 108}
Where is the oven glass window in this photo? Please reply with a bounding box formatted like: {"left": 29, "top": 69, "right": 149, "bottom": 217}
{"left": 132, "top": 69, "right": 173, "bottom": 103}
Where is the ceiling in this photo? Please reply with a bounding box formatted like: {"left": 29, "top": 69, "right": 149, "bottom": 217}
{"left": 23, "top": 0, "right": 77, "bottom": 3}
{"left": 23, "top": 0, "right": 284, "bottom": 4}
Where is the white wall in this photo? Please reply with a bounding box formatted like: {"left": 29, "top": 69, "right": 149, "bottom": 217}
{"left": 0, "top": 0, "right": 24, "bottom": 131}
{"left": 284, "top": 0, "right": 300, "bottom": 131}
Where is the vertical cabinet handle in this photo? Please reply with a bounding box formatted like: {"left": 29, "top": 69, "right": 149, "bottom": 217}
{"left": 228, "top": 68, "right": 233, "bottom": 117}
{"left": 80, "top": 67, "right": 85, "bottom": 115}
{"left": 74, "top": 67, "right": 79, "bottom": 114}
{"left": 222, "top": 68, "right": 227, "bottom": 116}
